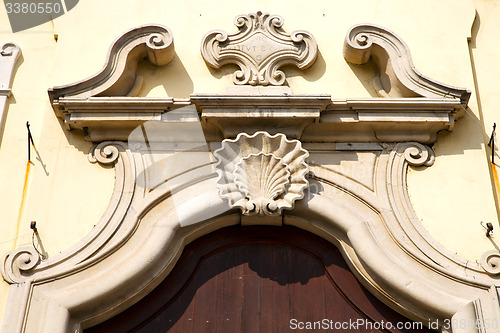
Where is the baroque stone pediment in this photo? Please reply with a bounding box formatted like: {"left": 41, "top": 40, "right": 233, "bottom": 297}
{"left": 201, "top": 11, "right": 317, "bottom": 86}
{"left": 47, "top": 22, "right": 470, "bottom": 144}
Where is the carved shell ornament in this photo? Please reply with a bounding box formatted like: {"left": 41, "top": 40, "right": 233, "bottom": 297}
{"left": 213, "top": 132, "right": 309, "bottom": 216}
{"left": 201, "top": 11, "right": 317, "bottom": 86}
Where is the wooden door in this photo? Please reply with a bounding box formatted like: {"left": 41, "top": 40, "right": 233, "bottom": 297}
{"left": 85, "top": 226, "right": 435, "bottom": 332}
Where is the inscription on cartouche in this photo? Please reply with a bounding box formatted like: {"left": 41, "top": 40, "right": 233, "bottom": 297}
{"left": 218, "top": 33, "right": 301, "bottom": 65}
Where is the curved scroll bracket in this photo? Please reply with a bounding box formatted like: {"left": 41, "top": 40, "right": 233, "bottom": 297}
{"left": 402, "top": 142, "right": 435, "bottom": 167}
{"left": 1, "top": 246, "right": 40, "bottom": 284}
{"left": 48, "top": 24, "right": 175, "bottom": 109}
{"left": 0, "top": 142, "right": 133, "bottom": 286}
{"left": 89, "top": 141, "right": 123, "bottom": 166}
{"left": 480, "top": 250, "right": 500, "bottom": 275}
{"left": 201, "top": 11, "right": 317, "bottom": 86}
{"left": 343, "top": 24, "right": 471, "bottom": 106}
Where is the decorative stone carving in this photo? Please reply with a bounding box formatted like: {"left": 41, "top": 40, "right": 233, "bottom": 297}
{"left": 480, "top": 250, "right": 500, "bottom": 275}
{"left": 14, "top": 19, "right": 499, "bottom": 333}
{"left": 49, "top": 24, "right": 175, "bottom": 105}
{"left": 402, "top": 142, "right": 435, "bottom": 167}
{"left": 0, "top": 42, "right": 21, "bottom": 145}
{"left": 201, "top": 11, "right": 317, "bottom": 86}
{"left": 89, "top": 141, "right": 123, "bottom": 165}
{"left": 1, "top": 246, "right": 39, "bottom": 284}
{"left": 213, "top": 132, "right": 309, "bottom": 215}
{"left": 343, "top": 24, "right": 471, "bottom": 105}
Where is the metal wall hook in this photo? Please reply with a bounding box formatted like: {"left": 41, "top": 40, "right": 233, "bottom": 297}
{"left": 26, "top": 121, "right": 35, "bottom": 162}
{"left": 30, "top": 221, "right": 47, "bottom": 260}
{"left": 30, "top": 220, "right": 37, "bottom": 233}
{"left": 481, "top": 221, "right": 494, "bottom": 238}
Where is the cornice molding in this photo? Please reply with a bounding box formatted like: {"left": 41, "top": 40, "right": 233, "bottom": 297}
{"left": 344, "top": 24, "right": 471, "bottom": 105}
{"left": 48, "top": 24, "right": 175, "bottom": 105}
{"left": 53, "top": 95, "right": 465, "bottom": 143}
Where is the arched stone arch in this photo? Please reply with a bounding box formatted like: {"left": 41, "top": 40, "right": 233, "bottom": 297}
{"left": 2, "top": 139, "right": 498, "bottom": 333}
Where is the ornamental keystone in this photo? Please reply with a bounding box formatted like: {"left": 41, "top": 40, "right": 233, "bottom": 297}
{"left": 201, "top": 11, "right": 317, "bottom": 86}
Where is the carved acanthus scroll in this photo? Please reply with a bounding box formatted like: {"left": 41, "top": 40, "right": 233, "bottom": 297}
{"left": 213, "top": 132, "right": 309, "bottom": 216}
{"left": 201, "top": 11, "right": 317, "bottom": 86}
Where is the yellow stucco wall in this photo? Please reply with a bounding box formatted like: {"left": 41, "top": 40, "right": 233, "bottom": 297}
{"left": 1, "top": 0, "right": 499, "bottom": 326}
{"left": 407, "top": 0, "right": 500, "bottom": 261}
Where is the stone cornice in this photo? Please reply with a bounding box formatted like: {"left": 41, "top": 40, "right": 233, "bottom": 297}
{"left": 190, "top": 94, "right": 331, "bottom": 109}
{"left": 54, "top": 95, "right": 464, "bottom": 143}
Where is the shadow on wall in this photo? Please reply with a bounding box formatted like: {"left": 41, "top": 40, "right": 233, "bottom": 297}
{"left": 469, "top": 10, "right": 480, "bottom": 50}
{"left": 284, "top": 49, "right": 327, "bottom": 83}
{"left": 407, "top": 109, "right": 484, "bottom": 177}
{"left": 431, "top": 9, "right": 485, "bottom": 157}
{"left": 55, "top": 117, "right": 96, "bottom": 157}
{"left": 346, "top": 60, "right": 381, "bottom": 98}
{"left": 205, "top": 62, "right": 239, "bottom": 82}
{"left": 137, "top": 56, "right": 194, "bottom": 98}
{"left": 433, "top": 107, "right": 484, "bottom": 155}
